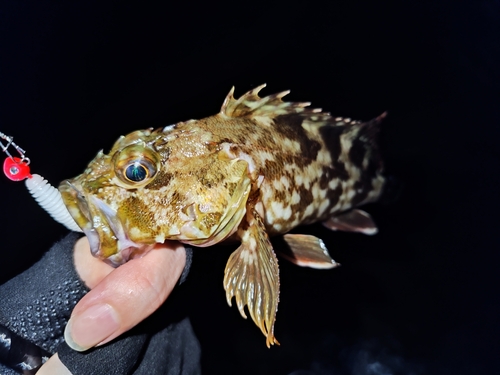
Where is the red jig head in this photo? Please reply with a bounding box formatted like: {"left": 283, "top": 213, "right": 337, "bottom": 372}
{"left": 3, "top": 156, "right": 32, "bottom": 181}
{"left": 0, "top": 131, "right": 32, "bottom": 181}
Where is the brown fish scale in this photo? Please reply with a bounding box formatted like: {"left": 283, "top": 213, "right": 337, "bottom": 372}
{"left": 145, "top": 170, "right": 173, "bottom": 190}
{"left": 273, "top": 114, "right": 322, "bottom": 166}
{"left": 350, "top": 159, "right": 380, "bottom": 207}
{"left": 119, "top": 196, "right": 159, "bottom": 238}
{"left": 326, "top": 184, "right": 343, "bottom": 211}
{"left": 223, "top": 181, "right": 238, "bottom": 197}
{"left": 203, "top": 116, "right": 256, "bottom": 145}
{"left": 318, "top": 125, "right": 350, "bottom": 181}
{"left": 201, "top": 212, "right": 223, "bottom": 230}
{"left": 292, "top": 185, "right": 315, "bottom": 215}
{"left": 262, "top": 157, "right": 295, "bottom": 191}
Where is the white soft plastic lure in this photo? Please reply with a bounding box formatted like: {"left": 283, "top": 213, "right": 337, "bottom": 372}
{"left": 0, "top": 131, "right": 81, "bottom": 232}
{"left": 25, "top": 174, "right": 82, "bottom": 232}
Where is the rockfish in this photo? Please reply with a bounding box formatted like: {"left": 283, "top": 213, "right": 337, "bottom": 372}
{"left": 59, "top": 85, "right": 386, "bottom": 347}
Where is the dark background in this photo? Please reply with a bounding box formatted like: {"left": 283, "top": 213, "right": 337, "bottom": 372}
{"left": 0, "top": 1, "right": 498, "bottom": 374}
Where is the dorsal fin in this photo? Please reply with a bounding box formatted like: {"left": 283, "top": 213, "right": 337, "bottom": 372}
{"left": 220, "top": 84, "right": 330, "bottom": 120}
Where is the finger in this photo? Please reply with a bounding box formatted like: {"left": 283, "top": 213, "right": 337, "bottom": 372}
{"left": 64, "top": 241, "right": 186, "bottom": 351}
{"left": 73, "top": 236, "right": 114, "bottom": 289}
{"left": 37, "top": 353, "right": 72, "bottom": 375}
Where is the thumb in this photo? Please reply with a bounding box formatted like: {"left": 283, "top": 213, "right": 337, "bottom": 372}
{"left": 64, "top": 241, "right": 186, "bottom": 351}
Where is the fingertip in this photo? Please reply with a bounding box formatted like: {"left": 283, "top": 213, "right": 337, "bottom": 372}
{"left": 64, "top": 319, "right": 87, "bottom": 352}
{"left": 64, "top": 303, "right": 120, "bottom": 351}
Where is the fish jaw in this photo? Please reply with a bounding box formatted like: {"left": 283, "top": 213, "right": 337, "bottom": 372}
{"left": 177, "top": 159, "right": 252, "bottom": 247}
{"left": 180, "top": 179, "right": 250, "bottom": 247}
{"left": 59, "top": 179, "right": 154, "bottom": 266}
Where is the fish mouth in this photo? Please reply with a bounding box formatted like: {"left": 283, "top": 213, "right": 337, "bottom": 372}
{"left": 59, "top": 180, "right": 153, "bottom": 267}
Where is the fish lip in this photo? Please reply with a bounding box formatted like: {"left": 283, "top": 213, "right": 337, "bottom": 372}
{"left": 83, "top": 227, "right": 101, "bottom": 257}
{"left": 59, "top": 180, "right": 101, "bottom": 256}
{"left": 89, "top": 196, "right": 124, "bottom": 242}
{"left": 89, "top": 196, "right": 151, "bottom": 266}
{"left": 59, "top": 180, "right": 93, "bottom": 230}
{"left": 59, "top": 180, "right": 150, "bottom": 265}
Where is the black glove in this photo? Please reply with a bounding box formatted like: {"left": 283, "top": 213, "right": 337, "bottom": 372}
{"left": 0, "top": 233, "right": 200, "bottom": 375}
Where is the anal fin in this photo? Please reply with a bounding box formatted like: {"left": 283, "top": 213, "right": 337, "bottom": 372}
{"left": 281, "top": 234, "right": 339, "bottom": 269}
{"left": 223, "top": 207, "right": 280, "bottom": 347}
{"left": 322, "top": 209, "right": 378, "bottom": 235}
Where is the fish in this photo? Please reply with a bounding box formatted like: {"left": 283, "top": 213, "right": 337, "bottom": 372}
{"left": 59, "top": 84, "right": 386, "bottom": 347}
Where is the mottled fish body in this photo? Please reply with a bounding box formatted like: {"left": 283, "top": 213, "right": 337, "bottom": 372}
{"left": 60, "top": 85, "right": 386, "bottom": 347}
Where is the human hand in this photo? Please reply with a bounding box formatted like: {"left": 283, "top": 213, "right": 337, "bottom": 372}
{"left": 38, "top": 237, "right": 186, "bottom": 375}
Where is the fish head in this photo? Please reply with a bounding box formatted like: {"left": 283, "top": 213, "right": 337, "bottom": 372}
{"left": 59, "top": 127, "right": 251, "bottom": 266}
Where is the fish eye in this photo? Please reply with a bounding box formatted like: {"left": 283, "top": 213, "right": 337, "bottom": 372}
{"left": 112, "top": 143, "right": 160, "bottom": 186}
{"left": 117, "top": 158, "right": 157, "bottom": 185}
{"left": 124, "top": 162, "right": 149, "bottom": 182}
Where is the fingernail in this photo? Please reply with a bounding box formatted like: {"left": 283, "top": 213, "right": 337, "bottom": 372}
{"left": 64, "top": 304, "right": 119, "bottom": 351}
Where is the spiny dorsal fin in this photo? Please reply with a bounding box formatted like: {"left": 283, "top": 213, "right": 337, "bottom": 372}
{"left": 220, "top": 84, "right": 330, "bottom": 120}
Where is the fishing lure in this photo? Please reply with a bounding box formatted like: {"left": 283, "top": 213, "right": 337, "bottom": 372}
{"left": 0, "top": 131, "right": 81, "bottom": 232}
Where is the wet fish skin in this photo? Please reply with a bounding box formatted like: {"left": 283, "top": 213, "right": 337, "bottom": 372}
{"left": 59, "top": 84, "right": 386, "bottom": 347}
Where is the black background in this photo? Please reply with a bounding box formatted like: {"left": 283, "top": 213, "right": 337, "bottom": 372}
{"left": 0, "top": 1, "right": 498, "bottom": 374}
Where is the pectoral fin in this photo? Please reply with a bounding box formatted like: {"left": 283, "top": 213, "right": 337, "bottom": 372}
{"left": 322, "top": 209, "right": 378, "bottom": 235}
{"left": 281, "top": 234, "right": 339, "bottom": 269}
{"left": 223, "top": 207, "right": 280, "bottom": 347}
